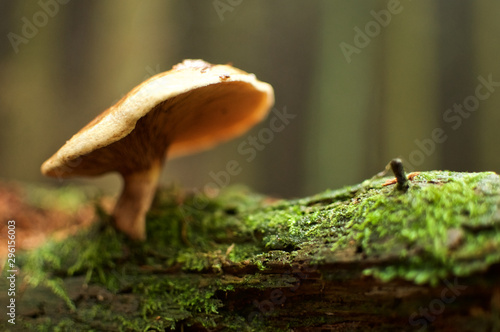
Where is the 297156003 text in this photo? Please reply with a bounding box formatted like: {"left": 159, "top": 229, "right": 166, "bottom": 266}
{"left": 6, "top": 220, "right": 17, "bottom": 324}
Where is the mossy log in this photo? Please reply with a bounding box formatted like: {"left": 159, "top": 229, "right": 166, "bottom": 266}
{"left": 1, "top": 171, "right": 500, "bottom": 331}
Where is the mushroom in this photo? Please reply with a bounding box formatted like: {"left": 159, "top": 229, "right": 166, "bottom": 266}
{"left": 41, "top": 59, "right": 274, "bottom": 241}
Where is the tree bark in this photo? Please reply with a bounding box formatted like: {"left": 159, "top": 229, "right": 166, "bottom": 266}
{"left": 1, "top": 171, "right": 500, "bottom": 331}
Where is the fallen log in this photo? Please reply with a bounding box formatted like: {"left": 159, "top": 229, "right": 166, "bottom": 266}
{"left": 1, "top": 170, "right": 500, "bottom": 331}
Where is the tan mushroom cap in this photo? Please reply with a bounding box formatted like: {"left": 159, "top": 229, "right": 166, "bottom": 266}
{"left": 41, "top": 59, "right": 274, "bottom": 178}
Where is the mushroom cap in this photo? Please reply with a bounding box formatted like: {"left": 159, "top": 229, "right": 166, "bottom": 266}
{"left": 41, "top": 60, "right": 274, "bottom": 178}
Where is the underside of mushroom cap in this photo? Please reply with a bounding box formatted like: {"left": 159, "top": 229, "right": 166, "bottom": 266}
{"left": 41, "top": 60, "right": 274, "bottom": 178}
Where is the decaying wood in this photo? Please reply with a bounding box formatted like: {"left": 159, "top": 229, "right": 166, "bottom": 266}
{"left": 1, "top": 171, "right": 500, "bottom": 331}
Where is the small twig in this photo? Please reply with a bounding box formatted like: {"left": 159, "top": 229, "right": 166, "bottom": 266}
{"left": 390, "top": 158, "right": 409, "bottom": 191}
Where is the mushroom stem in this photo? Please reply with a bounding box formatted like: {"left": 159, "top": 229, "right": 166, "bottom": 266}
{"left": 113, "top": 160, "right": 163, "bottom": 240}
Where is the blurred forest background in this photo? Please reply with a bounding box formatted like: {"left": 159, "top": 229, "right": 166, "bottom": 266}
{"left": 1, "top": 0, "right": 500, "bottom": 198}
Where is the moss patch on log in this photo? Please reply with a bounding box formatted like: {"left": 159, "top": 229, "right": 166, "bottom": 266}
{"left": 2, "top": 171, "right": 500, "bottom": 331}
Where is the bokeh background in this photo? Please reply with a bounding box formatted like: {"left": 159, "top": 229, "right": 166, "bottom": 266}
{"left": 1, "top": 0, "right": 500, "bottom": 199}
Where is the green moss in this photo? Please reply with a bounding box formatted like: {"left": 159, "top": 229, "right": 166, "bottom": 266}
{"left": 240, "top": 171, "right": 500, "bottom": 285}
{"left": 348, "top": 171, "right": 500, "bottom": 284}
{"left": 8, "top": 171, "right": 500, "bottom": 330}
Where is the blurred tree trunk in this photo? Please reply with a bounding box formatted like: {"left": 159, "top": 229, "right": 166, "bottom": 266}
{"left": 0, "top": 2, "right": 63, "bottom": 182}
{"left": 305, "top": 1, "right": 380, "bottom": 193}
{"left": 257, "top": 1, "right": 320, "bottom": 197}
{"left": 437, "top": 1, "right": 478, "bottom": 171}
{"left": 379, "top": 0, "right": 439, "bottom": 172}
{"left": 475, "top": 1, "right": 500, "bottom": 171}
